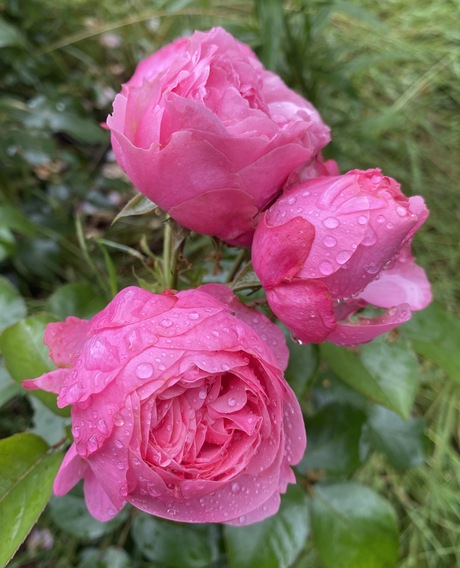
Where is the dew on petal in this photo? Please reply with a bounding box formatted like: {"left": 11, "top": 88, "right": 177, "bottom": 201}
{"left": 319, "top": 260, "right": 335, "bottom": 275}
{"left": 357, "top": 215, "right": 368, "bottom": 225}
{"left": 97, "top": 419, "right": 108, "bottom": 434}
{"left": 114, "top": 413, "right": 125, "bottom": 427}
{"left": 228, "top": 397, "right": 237, "bottom": 407}
{"left": 376, "top": 215, "right": 386, "bottom": 224}
{"left": 231, "top": 482, "right": 242, "bottom": 494}
{"left": 160, "top": 319, "right": 172, "bottom": 327}
{"left": 188, "top": 312, "right": 200, "bottom": 321}
{"left": 323, "top": 216, "right": 340, "bottom": 229}
{"left": 136, "top": 362, "right": 154, "bottom": 380}
{"left": 87, "top": 435, "right": 98, "bottom": 453}
{"left": 323, "top": 235, "right": 337, "bottom": 248}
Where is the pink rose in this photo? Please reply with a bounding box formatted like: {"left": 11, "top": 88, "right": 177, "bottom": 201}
{"left": 107, "top": 27, "right": 330, "bottom": 246}
{"left": 252, "top": 169, "right": 432, "bottom": 345}
{"left": 24, "top": 285, "right": 306, "bottom": 525}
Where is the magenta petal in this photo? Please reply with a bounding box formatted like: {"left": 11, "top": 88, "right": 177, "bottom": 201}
{"left": 44, "top": 317, "right": 89, "bottom": 367}
{"left": 357, "top": 247, "right": 432, "bottom": 310}
{"left": 23, "top": 368, "right": 70, "bottom": 395}
{"left": 83, "top": 468, "right": 122, "bottom": 521}
{"left": 53, "top": 443, "right": 87, "bottom": 496}
{"left": 252, "top": 214, "right": 315, "bottom": 288}
{"left": 266, "top": 280, "right": 336, "bottom": 344}
{"left": 327, "top": 303, "right": 412, "bottom": 346}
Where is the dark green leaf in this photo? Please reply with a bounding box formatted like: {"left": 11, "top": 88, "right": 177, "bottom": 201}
{"left": 0, "top": 227, "right": 16, "bottom": 262}
{"left": 132, "top": 514, "right": 219, "bottom": 568}
{"left": 366, "top": 405, "right": 425, "bottom": 470}
{"left": 310, "top": 482, "right": 398, "bottom": 568}
{"left": 78, "top": 547, "right": 131, "bottom": 568}
{"left": 298, "top": 403, "right": 366, "bottom": 477}
{"left": 312, "top": 372, "right": 368, "bottom": 411}
{"left": 255, "top": 0, "right": 284, "bottom": 70}
{"left": 0, "top": 276, "right": 27, "bottom": 334}
{"left": 30, "top": 398, "right": 69, "bottom": 446}
{"left": 285, "top": 342, "right": 318, "bottom": 399}
{"left": 49, "top": 493, "right": 128, "bottom": 540}
{"left": 47, "top": 283, "right": 105, "bottom": 319}
{"left": 0, "top": 314, "right": 69, "bottom": 416}
{"left": 400, "top": 302, "right": 460, "bottom": 383}
{"left": 224, "top": 484, "right": 309, "bottom": 568}
{"left": 0, "top": 433, "right": 62, "bottom": 567}
{"left": 321, "top": 336, "right": 420, "bottom": 418}
{"left": 0, "top": 205, "right": 40, "bottom": 236}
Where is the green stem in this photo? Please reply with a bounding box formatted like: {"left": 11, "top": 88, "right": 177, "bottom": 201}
{"left": 226, "top": 249, "right": 247, "bottom": 283}
{"left": 162, "top": 218, "right": 173, "bottom": 289}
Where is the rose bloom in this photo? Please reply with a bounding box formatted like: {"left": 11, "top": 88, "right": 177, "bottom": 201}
{"left": 107, "top": 27, "right": 330, "bottom": 247}
{"left": 24, "top": 285, "right": 306, "bottom": 525}
{"left": 252, "top": 168, "right": 432, "bottom": 345}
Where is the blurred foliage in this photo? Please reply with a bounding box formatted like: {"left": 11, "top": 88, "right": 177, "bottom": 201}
{"left": 0, "top": 0, "right": 459, "bottom": 567}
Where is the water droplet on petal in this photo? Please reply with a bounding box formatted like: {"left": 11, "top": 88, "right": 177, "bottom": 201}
{"left": 72, "top": 426, "right": 80, "bottom": 438}
{"left": 211, "top": 330, "right": 219, "bottom": 337}
{"left": 323, "top": 217, "right": 339, "bottom": 229}
{"left": 97, "top": 419, "right": 108, "bottom": 434}
{"left": 198, "top": 389, "right": 207, "bottom": 400}
{"left": 116, "top": 461, "right": 125, "bottom": 470}
{"left": 87, "top": 435, "right": 98, "bottom": 453}
{"left": 357, "top": 215, "right": 368, "bottom": 225}
{"left": 336, "top": 250, "right": 353, "bottom": 265}
{"left": 231, "top": 482, "right": 242, "bottom": 494}
{"left": 188, "top": 312, "right": 199, "bottom": 321}
{"left": 158, "top": 364, "right": 166, "bottom": 371}
{"left": 238, "top": 515, "right": 246, "bottom": 524}
{"left": 136, "top": 362, "right": 154, "bottom": 380}
{"left": 396, "top": 206, "right": 407, "bottom": 217}
{"left": 114, "top": 413, "right": 125, "bottom": 427}
{"left": 114, "top": 439, "right": 123, "bottom": 449}
{"left": 376, "top": 215, "right": 386, "bottom": 224}
{"left": 221, "top": 363, "right": 230, "bottom": 371}
{"left": 160, "top": 319, "right": 172, "bottom": 327}
{"left": 323, "top": 235, "right": 337, "bottom": 248}
{"left": 228, "top": 397, "right": 237, "bottom": 407}
{"left": 319, "top": 260, "right": 335, "bottom": 275}
{"left": 287, "top": 196, "right": 296, "bottom": 205}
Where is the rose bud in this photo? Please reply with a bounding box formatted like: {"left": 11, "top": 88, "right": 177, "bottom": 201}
{"left": 23, "top": 285, "right": 306, "bottom": 525}
{"left": 107, "top": 27, "right": 330, "bottom": 247}
{"left": 252, "top": 168, "right": 432, "bottom": 345}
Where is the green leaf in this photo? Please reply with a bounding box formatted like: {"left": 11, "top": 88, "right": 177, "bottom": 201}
{"left": 0, "top": 361, "right": 20, "bottom": 408}
{"left": 321, "top": 336, "right": 420, "bottom": 418}
{"left": 132, "top": 514, "right": 219, "bottom": 568}
{"left": 78, "top": 547, "right": 131, "bottom": 568}
{"left": 366, "top": 405, "right": 425, "bottom": 470}
{"left": 112, "top": 192, "right": 158, "bottom": 224}
{"left": 310, "top": 482, "right": 398, "bottom": 568}
{"left": 0, "top": 433, "right": 62, "bottom": 567}
{"left": 297, "top": 404, "right": 366, "bottom": 477}
{"left": 285, "top": 342, "right": 318, "bottom": 399}
{"left": 0, "top": 16, "right": 26, "bottom": 48}
{"left": 47, "top": 283, "right": 105, "bottom": 319}
{"left": 0, "top": 205, "right": 39, "bottom": 236}
{"left": 0, "top": 276, "right": 27, "bottom": 334}
{"left": 49, "top": 493, "right": 127, "bottom": 540}
{"left": 400, "top": 302, "right": 460, "bottom": 383}
{"left": 30, "top": 397, "right": 69, "bottom": 446}
{"left": 224, "top": 484, "right": 309, "bottom": 568}
{"left": 312, "top": 372, "right": 368, "bottom": 411}
{"left": 0, "top": 314, "right": 69, "bottom": 416}
{"left": 0, "top": 227, "right": 16, "bottom": 262}
{"left": 255, "top": 0, "right": 284, "bottom": 70}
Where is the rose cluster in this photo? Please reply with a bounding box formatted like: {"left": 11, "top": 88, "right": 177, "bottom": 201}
{"left": 26, "top": 27, "right": 431, "bottom": 526}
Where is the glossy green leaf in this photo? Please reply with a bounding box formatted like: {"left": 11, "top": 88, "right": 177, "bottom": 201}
{"left": 0, "top": 276, "right": 26, "bottom": 334}
{"left": 0, "top": 314, "right": 69, "bottom": 416}
{"left": 0, "top": 205, "right": 39, "bottom": 236}
{"left": 30, "top": 398, "right": 69, "bottom": 445}
{"left": 224, "top": 484, "right": 309, "bottom": 568}
{"left": 400, "top": 302, "right": 460, "bottom": 383}
{"left": 0, "top": 433, "right": 62, "bottom": 567}
{"left": 112, "top": 192, "right": 158, "bottom": 224}
{"left": 321, "top": 336, "right": 420, "bottom": 418}
{"left": 298, "top": 403, "right": 366, "bottom": 477}
{"left": 285, "top": 342, "right": 318, "bottom": 399}
{"left": 132, "top": 514, "right": 219, "bottom": 568}
{"left": 0, "top": 361, "right": 20, "bottom": 407}
{"left": 310, "top": 482, "right": 398, "bottom": 568}
{"left": 0, "top": 227, "right": 16, "bottom": 262}
{"left": 49, "top": 493, "right": 127, "bottom": 540}
{"left": 47, "top": 283, "right": 105, "bottom": 320}
{"left": 366, "top": 405, "right": 425, "bottom": 470}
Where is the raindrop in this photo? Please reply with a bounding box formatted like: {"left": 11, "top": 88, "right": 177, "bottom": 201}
{"left": 116, "top": 462, "right": 125, "bottom": 470}
{"left": 221, "top": 363, "right": 230, "bottom": 371}
{"left": 97, "top": 419, "right": 108, "bottom": 434}
{"left": 114, "top": 439, "right": 123, "bottom": 449}
{"left": 160, "top": 319, "right": 172, "bottom": 327}
{"left": 114, "top": 413, "right": 125, "bottom": 427}
{"left": 287, "top": 196, "right": 296, "bottom": 205}
{"left": 396, "top": 206, "right": 407, "bottom": 217}
{"left": 231, "top": 482, "right": 242, "bottom": 494}
{"left": 72, "top": 426, "right": 80, "bottom": 438}
{"left": 66, "top": 384, "right": 79, "bottom": 403}
{"left": 376, "top": 215, "right": 386, "bottom": 224}
{"left": 336, "top": 250, "right": 352, "bottom": 265}
{"left": 211, "top": 330, "right": 219, "bottom": 337}
{"left": 357, "top": 215, "right": 368, "bottom": 225}
{"left": 323, "top": 217, "right": 339, "bottom": 229}
{"left": 158, "top": 364, "right": 166, "bottom": 371}
{"left": 319, "top": 260, "right": 334, "bottom": 275}
{"left": 228, "top": 397, "right": 237, "bottom": 407}
{"left": 364, "top": 263, "right": 380, "bottom": 275}
{"left": 238, "top": 515, "right": 246, "bottom": 524}
{"left": 198, "top": 390, "right": 207, "bottom": 400}
{"left": 302, "top": 190, "right": 311, "bottom": 197}
{"left": 136, "top": 362, "right": 154, "bottom": 380}
{"left": 323, "top": 235, "right": 337, "bottom": 248}
{"left": 188, "top": 312, "right": 200, "bottom": 321}
{"left": 87, "top": 435, "right": 98, "bottom": 453}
